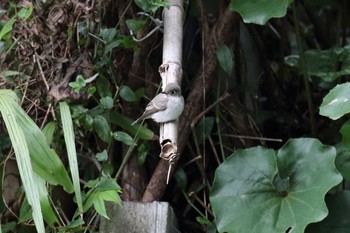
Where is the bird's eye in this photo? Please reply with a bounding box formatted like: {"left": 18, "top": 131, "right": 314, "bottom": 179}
{"left": 170, "top": 91, "right": 176, "bottom": 95}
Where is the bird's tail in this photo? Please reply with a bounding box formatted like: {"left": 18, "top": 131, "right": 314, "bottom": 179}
{"left": 131, "top": 118, "right": 141, "bottom": 125}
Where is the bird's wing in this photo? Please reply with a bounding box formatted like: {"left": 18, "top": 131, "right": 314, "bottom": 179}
{"left": 132, "top": 94, "right": 168, "bottom": 125}
{"left": 144, "top": 93, "right": 168, "bottom": 115}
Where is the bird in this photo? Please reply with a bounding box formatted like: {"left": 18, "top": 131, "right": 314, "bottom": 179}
{"left": 132, "top": 83, "right": 184, "bottom": 125}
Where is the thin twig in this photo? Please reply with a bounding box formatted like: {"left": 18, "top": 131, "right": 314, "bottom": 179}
{"left": 217, "top": 133, "right": 283, "bottom": 142}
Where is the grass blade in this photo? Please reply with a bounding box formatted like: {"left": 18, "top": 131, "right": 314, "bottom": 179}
{"left": 59, "top": 101, "right": 83, "bottom": 217}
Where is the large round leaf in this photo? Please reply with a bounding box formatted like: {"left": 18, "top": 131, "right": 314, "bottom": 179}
{"left": 210, "top": 138, "right": 342, "bottom": 233}
{"left": 229, "top": 0, "right": 291, "bottom": 25}
{"left": 319, "top": 82, "right": 350, "bottom": 120}
{"left": 305, "top": 191, "right": 350, "bottom": 233}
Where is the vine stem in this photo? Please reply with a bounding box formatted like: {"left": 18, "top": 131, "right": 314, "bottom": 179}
{"left": 293, "top": 2, "right": 316, "bottom": 136}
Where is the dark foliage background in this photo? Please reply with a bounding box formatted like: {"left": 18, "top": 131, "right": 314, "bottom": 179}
{"left": 0, "top": 0, "right": 349, "bottom": 232}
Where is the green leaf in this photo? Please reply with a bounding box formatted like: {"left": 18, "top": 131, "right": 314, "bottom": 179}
{"left": 340, "top": 119, "right": 350, "bottom": 151}
{"left": 195, "top": 117, "right": 214, "bottom": 143}
{"left": 285, "top": 46, "right": 350, "bottom": 82}
{"left": 335, "top": 142, "right": 350, "bottom": 182}
{"left": 229, "top": 0, "right": 290, "bottom": 25}
{"left": 0, "top": 90, "right": 45, "bottom": 233}
{"left": 98, "top": 189, "right": 121, "bottom": 204}
{"left": 69, "top": 75, "right": 86, "bottom": 93}
{"left": 336, "top": 120, "right": 350, "bottom": 181}
{"left": 0, "top": 16, "right": 16, "bottom": 40}
{"left": 82, "top": 114, "right": 94, "bottom": 131}
{"left": 113, "top": 131, "right": 134, "bottom": 145}
{"left": 93, "top": 196, "right": 109, "bottom": 219}
{"left": 119, "top": 85, "right": 138, "bottom": 102}
{"left": 42, "top": 121, "right": 57, "bottom": 145}
{"left": 305, "top": 191, "right": 350, "bottom": 233}
{"left": 83, "top": 177, "right": 122, "bottom": 219}
{"left": 100, "top": 96, "right": 114, "bottom": 110}
{"left": 35, "top": 173, "right": 59, "bottom": 226}
{"left": 93, "top": 115, "right": 111, "bottom": 143}
{"left": 210, "top": 138, "right": 342, "bottom": 233}
{"left": 134, "top": 0, "right": 169, "bottom": 13}
{"left": 96, "top": 150, "right": 108, "bottom": 162}
{"left": 96, "top": 76, "right": 112, "bottom": 98}
{"left": 1, "top": 222, "right": 16, "bottom": 233}
{"left": 85, "top": 73, "right": 99, "bottom": 83}
{"left": 216, "top": 44, "right": 233, "bottom": 77}
{"left": 0, "top": 90, "right": 73, "bottom": 192}
{"left": 100, "top": 28, "right": 118, "bottom": 43}
{"left": 126, "top": 19, "right": 147, "bottom": 33}
{"left": 87, "top": 86, "right": 96, "bottom": 94}
{"left": 137, "top": 142, "right": 149, "bottom": 165}
{"left": 110, "top": 112, "right": 154, "bottom": 140}
{"left": 0, "top": 70, "right": 30, "bottom": 80}
{"left": 174, "top": 168, "right": 187, "bottom": 190}
{"left": 59, "top": 102, "right": 83, "bottom": 215}
{"left": 19, "top": 197, "right": 32, "bottom": 222}
{"left": 134, "top": 87, "right": 145, "bottom": 100}
{"left": 17, "top": 4, "right": 33, "bottom": 20}
{"left": 319, "top": 82, "right": 350, "bottom": 120}
{"left": 104, "top": 39, "right": 122, "bottom": 54}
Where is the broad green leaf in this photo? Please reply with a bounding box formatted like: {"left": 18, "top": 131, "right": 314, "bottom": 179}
{"left": 93, "top": 196, "right": 109, "bottom": 219}
{"left": 113, "top": 131, "right": 135, "bottom": 145}
{"left": 119, "top": 85, "right": 138, "bottom": 102}
{"left": 285, "top": 46, "right": 350, "bottom": 82}
{"left": 100, "top": 96, "right": 114, "bottom": 110}
{"left": 340, "top": 119, "right": 350, "bottom": 151}
{"left": 229, "top": 0, "right": 290, "bottom": 25}
{"left": 319, "top": 82, "right": 350, "bottom": 120}
{"left": 305, "top": 191, "right": 350, "bottom": 233}
{"left": 216, "top": 44, "right": 233, "bottom": 77}
{"left": 93, "top": 115, "right": 111, "bottom": 143}
{"left": 59, "top": 102, "right": 83, "bottom": 215}
{"left": 0, "top": 91, "right": 45, "bottom": 233}
{"left": 110, "top": 112, "right": 154, "bottom": 140}
{"left": 195, "top": 117, "right": 214, "bottom": 143}
{"left": 210, "top": 138, "right": 342, "bottom": 233}
{"left": 0, "top": 90, "right": 73, "bottom": 192}
{"left": 334, "top": 142, "right": 350, "bottom": 182}
{"left": 98, "top": 189, "right": 121, "bottom": 204}
{"left": 336, "top": 120, "right": 350, "bottom": 181}
{"left": 96, "top": 176, "right": 122, "bottom": 191}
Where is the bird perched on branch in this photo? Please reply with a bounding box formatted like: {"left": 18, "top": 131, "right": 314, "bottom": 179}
{"left": 132, "top": 83, "right": 184, "bottom": 125}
